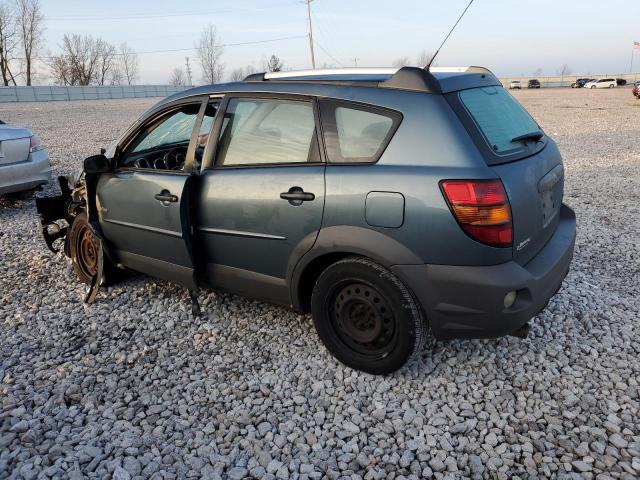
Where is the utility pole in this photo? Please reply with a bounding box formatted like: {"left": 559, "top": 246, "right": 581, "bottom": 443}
{"left": 353, "top": 57, "right": 360, "bottom": 67}
{"left": 306, "top": 0, "right": 316, "bottom": 69}
{"left": 185, "top": 57, "right": 193, "bottom": 86}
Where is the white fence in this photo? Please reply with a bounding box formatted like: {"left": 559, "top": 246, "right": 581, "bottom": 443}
{"left": 0, "top": 85, "right": 191, "bottom": 103}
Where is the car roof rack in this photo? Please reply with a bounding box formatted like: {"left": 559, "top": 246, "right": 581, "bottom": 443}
{"left": 243, "top": 65, "right": 494, "bottom": 93}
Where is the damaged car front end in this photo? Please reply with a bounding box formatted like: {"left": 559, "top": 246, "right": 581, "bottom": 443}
{"left": 35, "top": 173, "right": 84, "bottom": 254}
{"left": 35, "top": 156, "right": 113, "bottom": 303}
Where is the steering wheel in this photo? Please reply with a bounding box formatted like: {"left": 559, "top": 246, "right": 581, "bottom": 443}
{"left": 162, "top": 146, "right": 188, "bottom": 171}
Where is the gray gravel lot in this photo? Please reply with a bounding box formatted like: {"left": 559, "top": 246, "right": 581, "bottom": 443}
{"left": 1, "top": 89, "right": 639, "bottom": 479}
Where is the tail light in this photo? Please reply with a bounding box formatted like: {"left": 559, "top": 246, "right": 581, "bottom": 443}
{"left": 440, "top": 179, "right": 512, "bottom": 247}
{"left": 29, "top": 135, "right": 44, "bottom": 153}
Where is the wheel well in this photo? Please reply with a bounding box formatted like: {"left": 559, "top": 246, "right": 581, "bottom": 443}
{"left": 296, "top": 252, "right": 357, "bottom": 312}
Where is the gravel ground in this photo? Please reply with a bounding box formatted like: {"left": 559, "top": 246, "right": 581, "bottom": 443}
{"left": 1, "top": 89, "right": 639, "bottom": 480}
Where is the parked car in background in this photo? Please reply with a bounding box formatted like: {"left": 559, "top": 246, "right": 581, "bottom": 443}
{"left": 616, "top": 78, "right": 627, "bottom": 86}
{"left": 633, "top": 81, "right": 640, "bottom": 99}
{"left": 528, "top": 79, "right": 541, "bottom": 88}
{"left": 571, "top": 78, "right": 590, "bottom": 88}
{"left": 0, "top": 120, "right": 51, "bottom": 198}
{"left": 584, "top": 78, "right": 616, "bottom": 89}
{"left": 35, "top": 66, "right": 576, "bottom": 374}
{"left": 509, "top": 80, "right": 522, "bottom": 89}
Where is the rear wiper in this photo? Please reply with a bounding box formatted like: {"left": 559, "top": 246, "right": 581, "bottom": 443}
{"left": 511, "top": 131, "right": 544, "bottom": 144}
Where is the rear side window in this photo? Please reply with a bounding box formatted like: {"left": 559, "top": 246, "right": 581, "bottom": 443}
{"left": 459, "top": 86, "right": 540, "bottom": 154}
{"left": 320, "top": 100, "right": 401, "bottom": 163}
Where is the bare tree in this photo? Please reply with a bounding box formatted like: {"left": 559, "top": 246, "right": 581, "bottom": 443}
{"left": 169, "top": 67, "right": 186, "bottom": 86}
{"left": 392, "top": 56, "right": 411, "bottom": 68}
{"left": 95, "top": 39, "right": 117, "bottom": 86}
{"left": 49, "top": 34, "right": 118, "bottom": 86}
{"left": 416, "top": 50, "right": 434, "bottom": 67}
{"left": 557, "top": 64, "right": 572, "bottom": 86}
{"left": 0, "top": 1, "right": 18, "bottom": 85}
{"left": 119, "top": 42, "right": 138, "bottom": 85}
{"left": 533, "top": 67, "right": 543, "bottom": 76}
{"left": 15, "top": 0, "right": 44, "bottom": 86}
{"left": 266, "top": 54, "right": 283, "bottom": 72}
{"left": 48, "top": 54, "right": 72, "bottom": 85}
{"left": 229, "top": 67, "right": 245, "bottom": 82}
{"left": 197, "top": 24, "right": 224, "bottom": 84}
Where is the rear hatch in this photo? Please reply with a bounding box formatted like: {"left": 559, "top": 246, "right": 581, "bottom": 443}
{"left": 0, "top": 126, "right": 31, "bottom": 166}
{"left": 447, "top": 85, "right": 564, "bottom": 265}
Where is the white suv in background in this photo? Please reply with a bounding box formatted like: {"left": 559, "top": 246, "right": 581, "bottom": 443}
{"left": 584, "top": 78, "right": 616, "bottom": 89}
{"left": 509, "top": 80, "right": 521, "bottom": 89}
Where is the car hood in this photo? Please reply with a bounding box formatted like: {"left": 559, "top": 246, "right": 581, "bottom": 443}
{"left": 0, "top": 125, "right": 32, "bottom": 141}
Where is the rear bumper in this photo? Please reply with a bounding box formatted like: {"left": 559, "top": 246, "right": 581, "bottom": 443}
{"left": 0, "top": 150, "right": 51, "bottom": 195}
{"left": 392, "top": 204, "right": 576, "bottom": 340}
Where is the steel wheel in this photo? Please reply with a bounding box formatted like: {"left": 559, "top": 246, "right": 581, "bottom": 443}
{"left": 68, "top": 212, "right": 117, "bottom": 285}
{"left": 311, "top": 257, "right": 428, "bottom": 374}
{"left": 75, "top": 223, "right": 99, "bottom": 280}
{"left": 329, "top": 281, "right": 397, "bottom": 358}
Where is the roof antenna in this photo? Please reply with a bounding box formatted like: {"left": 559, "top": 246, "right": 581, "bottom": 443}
{"left": 426, "top": 0, "right": 475, "bottom": 70}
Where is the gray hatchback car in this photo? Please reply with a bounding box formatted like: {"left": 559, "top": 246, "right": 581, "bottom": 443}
{"left": 36, "top": 66, "right": 576, "bottom": 374}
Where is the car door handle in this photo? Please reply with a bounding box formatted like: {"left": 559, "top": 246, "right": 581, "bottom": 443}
{"left": 154, "top": 190, "right": 178, "bottom": 203}
{"left": 280, "top": 188, "right": 315, "bottom": 202}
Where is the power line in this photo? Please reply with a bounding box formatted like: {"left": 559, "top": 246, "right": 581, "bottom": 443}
{"left": 310, "top": 9, "right": 343, "bottom": 67}
{"left": 27, "top": 35, "right": 308, "bottom": 61}
{"left": 35, "top": 2, "right": 301, "bottom": 22}
{"left": 314, "top": 40, "right": 344, "bottom": 67}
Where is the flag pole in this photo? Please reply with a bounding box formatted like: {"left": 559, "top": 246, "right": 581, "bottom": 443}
{"left": 631, "top": 46, "right": 634, "bottom": 74}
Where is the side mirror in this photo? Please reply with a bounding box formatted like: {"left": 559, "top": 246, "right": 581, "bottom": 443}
{"left": 84, "top": 154, "right": 111, "bottom": 175}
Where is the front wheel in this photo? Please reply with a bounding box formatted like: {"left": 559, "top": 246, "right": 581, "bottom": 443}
{"left": 591, "top": 85, "right": 596, "bottom": 89}
{"left": 68, "top": 212, "right": 117, "bottom": 285}
{"left": 311, "top": 257, "right": 428, "bottom": 374}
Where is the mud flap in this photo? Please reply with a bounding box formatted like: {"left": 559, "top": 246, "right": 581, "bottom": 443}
{"left": 84, "top": 235, "right": 104, "bottom": 304}
{"left": 189, "top": 289, "right": 202, "bottom": 316}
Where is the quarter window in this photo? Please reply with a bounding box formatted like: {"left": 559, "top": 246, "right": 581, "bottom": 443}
{"left": 320, "top": 100, "right": 401, "bottom": 163}
{"left": 216, "top": 98, "right": 317, "bottom": 166}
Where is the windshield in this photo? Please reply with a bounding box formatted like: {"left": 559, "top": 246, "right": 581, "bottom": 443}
{"left": 459, "top": 86, "right": 541, "bottom": 154}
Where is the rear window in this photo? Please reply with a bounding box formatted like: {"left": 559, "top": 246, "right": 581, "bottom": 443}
{"left": 458, "top": 86, "right": 540, "bottom": 154}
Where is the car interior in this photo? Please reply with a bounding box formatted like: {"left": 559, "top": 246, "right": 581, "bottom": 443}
{"left": 118, "top": 102, "right": 218, "bottom": 172}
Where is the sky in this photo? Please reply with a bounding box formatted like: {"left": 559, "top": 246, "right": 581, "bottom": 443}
{"left": 34, "top": 0, "right": 640, "bottom": 84}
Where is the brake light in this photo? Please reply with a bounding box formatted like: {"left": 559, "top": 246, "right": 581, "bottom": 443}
{"left": 29, "top": 135, "right": 44, "bottom": 153}
{"left": 440, "top": 179, "right": 513, "bottom": 247}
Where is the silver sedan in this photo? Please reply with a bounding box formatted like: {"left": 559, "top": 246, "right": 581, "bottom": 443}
{"left": 0, "top": 120, "right": 51, "bottom": 197}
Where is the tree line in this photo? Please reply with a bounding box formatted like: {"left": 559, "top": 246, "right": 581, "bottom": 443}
{"left": 0, "top": 0, "right": 42, "bottom": 86}
{"left": 168, "top": 23, "right": 286, "bottom": 86}
{"left": 1, "top": 1, "right": 283, "bottom": 87}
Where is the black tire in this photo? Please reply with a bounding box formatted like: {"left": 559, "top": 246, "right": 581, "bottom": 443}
{"left": 311, "top": 257, "right": 428, "bottom": 375}
{"left": 68, "top": 212, "right": 117, "bottom": 285}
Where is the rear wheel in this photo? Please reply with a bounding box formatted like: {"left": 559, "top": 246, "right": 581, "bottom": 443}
{"left": 311, "top": 257, "right": 428, "bottom": 374}
{"left": 68, "top": 212, "right": 117, "bottom": 285}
